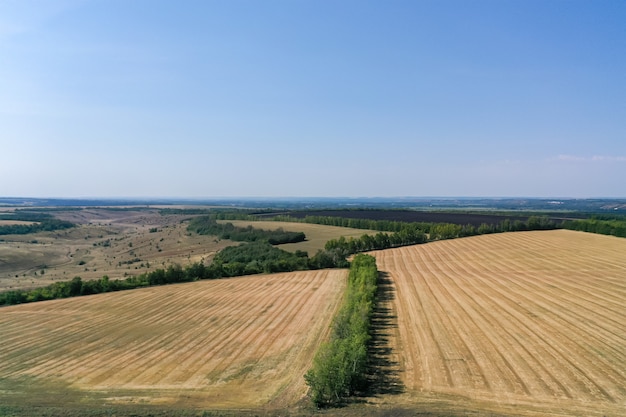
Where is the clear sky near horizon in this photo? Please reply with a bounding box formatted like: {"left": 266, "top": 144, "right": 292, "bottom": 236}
{"left": 1, "top": 0, "right": 624, "bottom": 198}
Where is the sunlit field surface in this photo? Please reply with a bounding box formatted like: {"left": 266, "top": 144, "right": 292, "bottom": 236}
{"left": 371, "top": 230, "right": 626, "bottom": 416}
{"left": 0, "top": 269, "right": 346, "bottom": 410}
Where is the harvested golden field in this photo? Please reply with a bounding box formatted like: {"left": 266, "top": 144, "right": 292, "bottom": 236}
{"left": 224, "top": 220, "right": 377, "bottom": 255}
{"left": 371, "top": 230, "right": 626, "bottom": 417}
{"left": 0, "top": 269, "right": 346, "bottom": 410}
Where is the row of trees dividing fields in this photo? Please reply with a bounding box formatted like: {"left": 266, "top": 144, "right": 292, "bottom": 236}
{"left": 305, "top": 254, "right": 378, "bottom": 407}
{"left": 274, "top": 213, "right": 557, "bottom": 235}
{"left": 313, "top": 215, "right": 558, "bottom": 258}
{"left": 273, "top": 209, "right": 532, "bottom": 227}
{"left": 275, "top": 211, "right": 626, "bottom": 239}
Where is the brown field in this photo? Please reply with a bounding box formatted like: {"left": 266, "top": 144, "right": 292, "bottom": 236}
{"left": 370, "top": 230, "right": 626, "bottom": 416}
{"left": 0, "top": 209, "right": 235, "bottom": 291}
{"left": 224, "top": 220, "right": 378, "bottom": 255}
{"left": 0, "top": 269, "right": 346, "bottom": 410}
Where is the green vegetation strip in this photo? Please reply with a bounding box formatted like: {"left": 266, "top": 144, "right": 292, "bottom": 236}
{"left": 561, "top": 217, "right": 626, "bottom": 238}
{"left": 308, "top": 215, "right": 557, "bottom": 259}
{"left": 305, "top": 254, "right": 378, "bottom": 407}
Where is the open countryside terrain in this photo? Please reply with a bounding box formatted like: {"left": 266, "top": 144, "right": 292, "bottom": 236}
{"left": 0, "top": 209, "right": 378, "bottom": 292}
{"left": 0, "top": 208, "right": 236, "bottom": 291}
{"left": 0, "top": 269, "right": 346, "bottom": 412}
{"left": 3, "top": 205, "right": 626, "bottom": 416}
{"left": 371, "top": 230, "right": 626, "bottom": 417}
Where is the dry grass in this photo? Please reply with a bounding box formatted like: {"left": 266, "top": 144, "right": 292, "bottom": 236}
{"left": 0, "top": 209, "right": 234, "bottom": 291}
{"left": 370, "top": 230, "right": 626, "bottom": 417}
{"left": 0, "top": 269, "right": 347, "bottom": 409}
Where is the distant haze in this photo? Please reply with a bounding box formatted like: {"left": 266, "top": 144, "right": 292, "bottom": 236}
{"left": 1, "top": 1, "right": 624, "bottom": 198}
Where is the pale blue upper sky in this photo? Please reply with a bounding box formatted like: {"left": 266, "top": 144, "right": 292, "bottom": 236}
{"left": 1, "top": 0, "right": 624, "bottom": 198}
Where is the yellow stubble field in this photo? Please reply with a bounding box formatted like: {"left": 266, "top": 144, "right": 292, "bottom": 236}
{"left": 0, "top": 269, "right": 346, "bottom": 410}
{"left": 371, "top": 230, "right": 626, "bottom": 416}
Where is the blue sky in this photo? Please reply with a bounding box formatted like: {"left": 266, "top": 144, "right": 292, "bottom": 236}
{"left": 1, "top": 0, "right": 624, "bottom": 198}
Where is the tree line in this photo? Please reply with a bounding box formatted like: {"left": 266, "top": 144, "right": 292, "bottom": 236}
{"left": 272, "top": 214, "right": 432, "bottom": 233}
{"left": 187, "top": 216, "right": 306, "bottom": 245}
{"left": 561, "top": 217, "right": 626, "bottom": 238}
{"left": 305, "top": 254, "right": 378, "bottom": 407}
{"left": 272, "top": 214, "right": 557, "bottom": 236}
{"left": 316, "top": 216, "right": 558, "bottom": 259}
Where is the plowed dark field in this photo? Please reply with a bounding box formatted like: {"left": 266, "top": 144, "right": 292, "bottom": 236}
{"left": 279, "top": 210, "right": 530, "bottom": 227}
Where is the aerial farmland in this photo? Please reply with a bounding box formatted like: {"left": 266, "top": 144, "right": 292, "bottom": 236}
{"left": 2, "top": 0, "right": 624, "bottom": 415}
{"left": 1, "top": 203, "right": 625, "bottom": 416}
{"left": 371, "top": 230, "right": 626, "bottom": 416}
{"left": 0, "top": 269, "right": 346, "bottom": 411}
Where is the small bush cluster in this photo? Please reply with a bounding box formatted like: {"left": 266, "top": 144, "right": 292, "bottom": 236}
{"left": 212, "top": 242, "right": 310, "bottom": 275}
